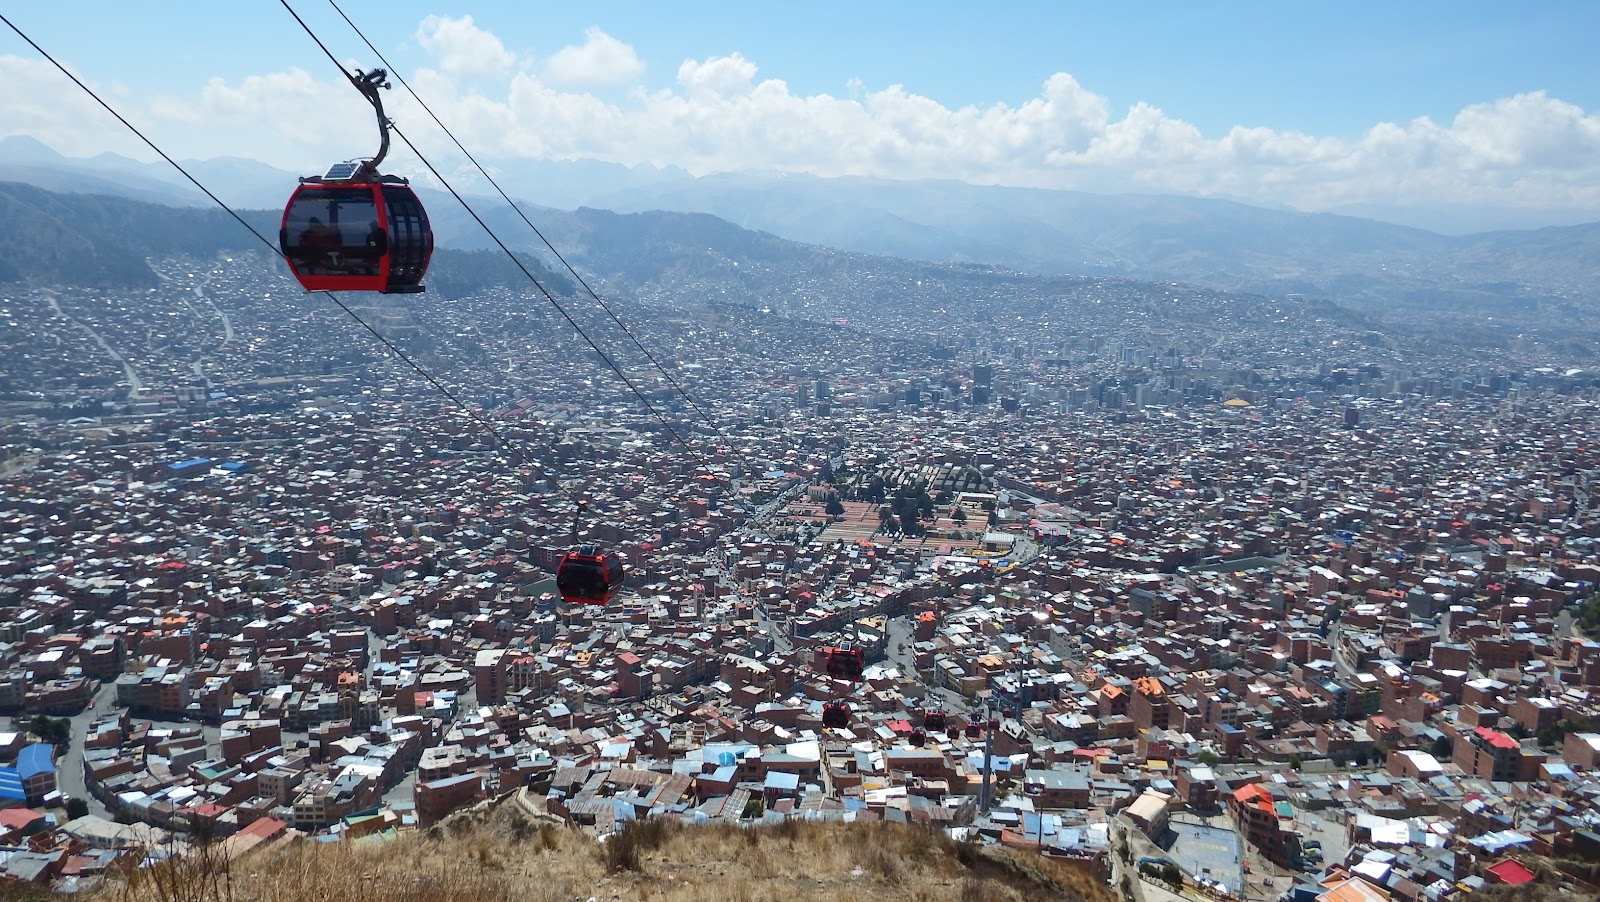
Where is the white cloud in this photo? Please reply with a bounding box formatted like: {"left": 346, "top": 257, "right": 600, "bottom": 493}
{"left": 0, "top": 54, "right": 148, "bottom": 158}
{"left": 677, "top": 53, "right": 758, "bottom": 98}
{"left": 542, "top": 27, "right": 644, "bottom": 86}
{"left": 6, "top": 13, "right": 1600, "bottom": 225}
{"left": 415, "top": 15, "right": 516, "bottom": 78}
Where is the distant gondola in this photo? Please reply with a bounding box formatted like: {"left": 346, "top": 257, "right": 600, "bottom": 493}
{"left": 822, "top": 699, "right": 851, "bottom": 729}
{"left": 556, "top": 545, "right": 625, "bottom": 606}
{"left": 821, "top": 641, "right": 864, "bottom": 682}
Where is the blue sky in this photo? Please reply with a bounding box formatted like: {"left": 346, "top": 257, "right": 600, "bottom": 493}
{"left": 4, "top": 1, "right": 1600, "bottom": 227}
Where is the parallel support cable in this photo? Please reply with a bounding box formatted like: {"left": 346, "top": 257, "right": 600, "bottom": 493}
{"left": 277, "top": 0, "right": 718, "bottom": 474}
{"left": 326, "top": 0, "right": 731, "bottom": 448}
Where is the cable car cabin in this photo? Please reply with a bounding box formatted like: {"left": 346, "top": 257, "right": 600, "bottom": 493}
{"left": 964, "top": 722, "right": 982, "bottom": 739}
{"left": 555, "top": 546, "right": 625, "bottom": 606}
{"left": 923, "top": 710, "right": 947, "bottom": 732}
{"left": 822, "top": 643, "right": 865, "bottom": 682}
{"left": 822, "top": 699, "right": 851, "bottom": 729}
{"left": 280, "top": 165, "right": 432, "bottom": 294}
{"left": 909, "top": 728, "right": 927, "bottom": 747}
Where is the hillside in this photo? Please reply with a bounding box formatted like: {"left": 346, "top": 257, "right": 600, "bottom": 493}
{"left": 0, "top": 182, "right": 574, "bottom": 298}
{"left": 0, "top": 181, "right": 277, "bottom": 288}
{"left": 89, "top": 803, "right": 1117, "bottom": 902}
{"left": 592, "top": 171, "right": 1600, "bottom": 309}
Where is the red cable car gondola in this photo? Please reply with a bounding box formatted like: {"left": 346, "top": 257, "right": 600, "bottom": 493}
{"left": 555, "top": 545, "right": 625, "bottom": 606}
{"left": 279, "top": 68, "right": 432, "bottom": 294}
{"left": 281, "top": 178, "right": 431, "bottom": 293}
{"left": 822, "top": 699, "right": 851, "bottom": 729}
{"left": 924, "top": 710, "right": 947, "bottom": 732}
{"left": 822, "top": 641, "right": 864, "bottom": 682}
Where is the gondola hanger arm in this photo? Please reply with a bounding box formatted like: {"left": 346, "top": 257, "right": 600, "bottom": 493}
{"left": 348, "top": 67, "right": 392, "bottom": 178}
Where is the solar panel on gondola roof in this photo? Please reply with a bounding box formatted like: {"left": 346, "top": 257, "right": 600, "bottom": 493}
{"left": 322, "top": 161, "right": 362, "bottom": 181}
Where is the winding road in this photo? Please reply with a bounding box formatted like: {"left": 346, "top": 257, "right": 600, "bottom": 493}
{"left": 42, "top": 290, "right": 144, "bottom": 398}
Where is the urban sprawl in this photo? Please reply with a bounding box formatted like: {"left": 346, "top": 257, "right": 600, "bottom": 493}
{"left": 0, "top": 251, "right": 1598, "bottom": 900}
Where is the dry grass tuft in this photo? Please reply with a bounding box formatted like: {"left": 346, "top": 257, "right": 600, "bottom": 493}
{"left": 0, "top": 885, "right": 52, "bottom": 902}
{"left": 603, "top": 815, "right": 683, "bottom": 873}
{"left": 89, "top": 801, "right": 1117, "bottom": 902}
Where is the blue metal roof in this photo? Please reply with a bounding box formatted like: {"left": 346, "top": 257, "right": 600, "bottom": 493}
{"left": 17, "top": 743, "right": 53, "bottom": 778}
{"left": 168, "top": 457, "right": 214, "bottom": 470}
{"left": 0, "top": 768, "right": 25, "bottom": 800}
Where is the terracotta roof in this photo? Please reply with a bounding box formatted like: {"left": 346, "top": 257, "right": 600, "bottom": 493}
{"left": 1134, "top": 677, "right": 1163, "bottom": 697}
{"left": 0, "top": 809, "right": 43, "bottom": 830}
{"left": 1317, "top": 876, "right": 1392, "bottom": 902}
{"left": 1232, "top": 782, "right": 1275, "bottom": 813}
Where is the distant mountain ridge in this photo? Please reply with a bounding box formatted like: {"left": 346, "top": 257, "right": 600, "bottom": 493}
{"left": 2, "top": 135, "right": 1599, "bottom": 312}
{"left": 592, "top": 171, "right": 1600, "bottom": 308}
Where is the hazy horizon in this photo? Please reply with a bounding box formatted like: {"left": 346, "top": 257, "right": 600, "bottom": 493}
{"left": 3, "top": 3, "right": 1600, "bottom": 235}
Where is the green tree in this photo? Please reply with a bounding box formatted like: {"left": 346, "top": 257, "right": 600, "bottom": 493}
{"left": 65, "top": 797, "right": 89, "bottom": 820}
{"left": 30, "top": 715, "right": 68, "bottom": 748}
{"left": 825, "top": 494, "right": 845, "bottom": 517}
{"left": 865, "top": 475, "right": 886, "bottom": 504}
{"left": 897, "top": 497, "right": 922, "bottom": 536}
{"left": 1537, "top": 717, "right": 1593, "bottom": 749}
{"left": 1578, "top": 592, "right": 1600, "bottom": 636}
{"left": 1287, "top": 753, "right": 1303, "bottom": 770}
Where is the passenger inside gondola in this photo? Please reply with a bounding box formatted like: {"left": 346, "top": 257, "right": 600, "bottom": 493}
{"left": 358, "top": 220, "right": 387, "bottom": 274}
{"left": 296, "top": 217, "right": 340, "bottom": 273}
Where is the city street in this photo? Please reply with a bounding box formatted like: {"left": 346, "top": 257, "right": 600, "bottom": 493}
{"left": 50, "top": 680, "right": 119, "bottom": 821}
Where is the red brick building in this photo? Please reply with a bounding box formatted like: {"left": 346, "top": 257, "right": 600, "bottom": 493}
{"left": 1228, "top": 782, "right": 1299, "bottom": 867}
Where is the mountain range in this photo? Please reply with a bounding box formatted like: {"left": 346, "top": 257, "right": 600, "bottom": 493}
{"left": 2, "top": 135, "right": 1598, "bottom": 314}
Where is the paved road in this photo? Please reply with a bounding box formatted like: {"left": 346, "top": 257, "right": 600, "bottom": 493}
{"left": 885, "top": 617, "right": 971, "bottom": 716}
{"left": 42, "top": 289, "right": 144, "bottom": 397}
{"left": 751, "top": 603, "right": 793, "bottom": 654}
{"left": 51, "top": 680, "right": 120, "bottom": 820}
{"left": 382, "top": 772, "right": 416, "bottom": 809}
